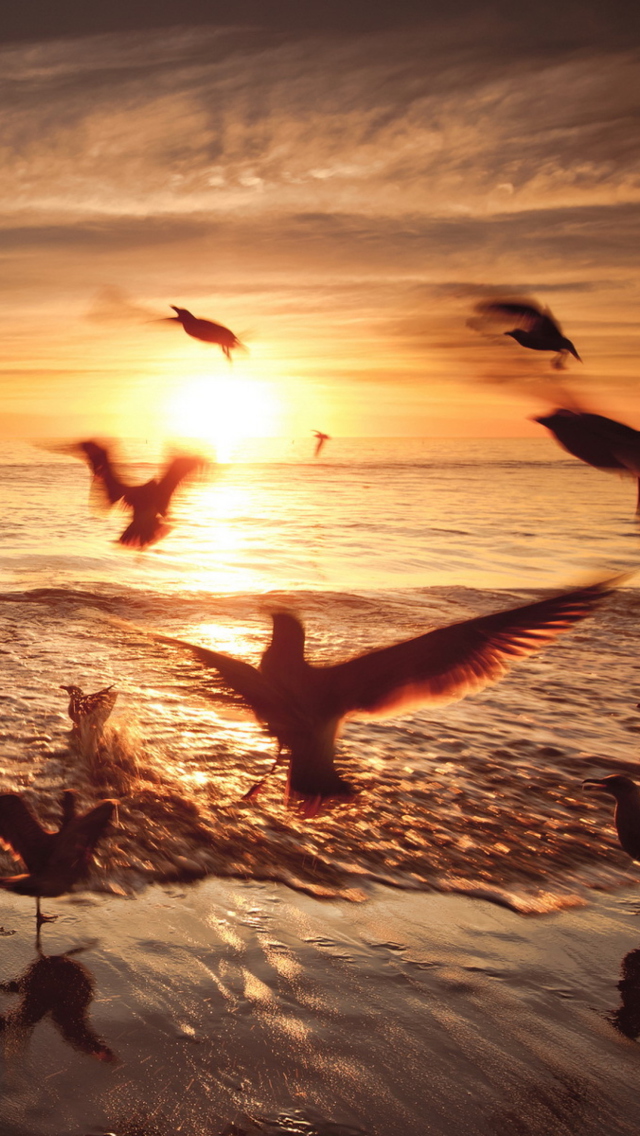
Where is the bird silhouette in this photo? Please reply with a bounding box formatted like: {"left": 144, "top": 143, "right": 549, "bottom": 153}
{"left": 535, "top": 408, "right": 640, "bottom": 513}
{"left": 611, "top": 947, "right": 640, "bottom": 1039}
{"left": 0, "top": 948, "right": 115, "bottom": 1061}
{"left": 61, "top": 684, "right": 118, "bottom": 731}
{"left": 583, "top": 775, "right": 640, "bottom": 861}
{"left": 313, "top": 430, "right": 331, "bottom": 458}
{"left": 124, "top": 579, "right": 616, "bottom": 814}
{"left": 470, "top": 298, "right": 581, "bottom": 370}
{"left": 164, "top": 306, "right": 244, "bottom": 360}
{"left": 72, "top": 440, "right": 208, "bottom": 548}
{"left": 0, "top": 791, "right": 115, "bottom": 924}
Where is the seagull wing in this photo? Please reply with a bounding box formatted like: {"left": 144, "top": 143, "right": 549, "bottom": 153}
{"left": 0, "top": 795, "right": 52, "bottom": 872}
{"left": 329, "top": 579, "right": 616, "bottom": 718}
{"left": 125, "top": 624, "right": 281, "bottom": 723}
{"left": 471, "top": 299, "right": 561, "bottom": 336}
{"left": 49, "top": 801, "right": 115, "bottom": 873}
{"left": 155, "top": 455, "right": 208, "bottom": 514}
{"left": 78, "top": 441, "right": 129, "bottom": 508}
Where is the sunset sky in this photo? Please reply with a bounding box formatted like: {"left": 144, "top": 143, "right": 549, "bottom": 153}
{"left": 1, "top": 0, "right": 639, "bottom": 442}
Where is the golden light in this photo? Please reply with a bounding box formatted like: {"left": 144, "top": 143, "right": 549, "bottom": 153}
{"left": 165, "top": 370, "right": 283, "bottom": 461}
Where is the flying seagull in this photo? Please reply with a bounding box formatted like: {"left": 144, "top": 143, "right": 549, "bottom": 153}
{"left": 164, "top": 306, "right": 244, "bottom": 360}
{"left": 123, "top": 579, "right": 617, "bottom": 814}
{"left": 71, "top": 440, "right": 208, "bottom": 548}
{"left": 470, "top": 298, "right": 581, "bottom": 370}
{"left": 313, "top": 431, "right": 331, "bottom": 458}
{"left": 535, "top": 408, "right": 640, "bottom": 514}
{"left": 61, "top": 684, "right": 118, "bottom": 732}
{"left": 0, "top": 791, "right": 115, "bottom": 924}
{"left": 583, "top": 775, "right": 640, "bottom": 861}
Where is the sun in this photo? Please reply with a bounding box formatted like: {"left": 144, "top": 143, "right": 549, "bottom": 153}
{"left": 165, "top": 368, "right": 283, "bottom": 461}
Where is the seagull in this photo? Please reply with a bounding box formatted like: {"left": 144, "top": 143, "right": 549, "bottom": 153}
{"left": 164, "top": 306, "right": 244, "bottom": 360}
{"left": 0, "top": 791, "right": 115, "bottom": 924}
{"left": 61, "top": 684, "right": 118, "bottom": 733}
{"left": 470, "top": 298, "right": 581, "bottom": 370}
{"left": 123, "top": 579, "right": 617, "bottom": 814}
{"left": 0, "top": 949, "right": 115, "bottom": 1061}
{"left": 535, "top": 409, "right": 640, "bottom": 513}
{"left": 583, "top": 775, "right": 640, "bottom": 861}
{"left": 313, "top": 430, "right": 331, "bottom": 458}
{"left": 71, "top": 440, "right": 208, "bottom": 548}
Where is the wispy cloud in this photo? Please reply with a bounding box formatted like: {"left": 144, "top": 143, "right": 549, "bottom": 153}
{"left": 0, "top": 19, "right": 638, "bottom": 434}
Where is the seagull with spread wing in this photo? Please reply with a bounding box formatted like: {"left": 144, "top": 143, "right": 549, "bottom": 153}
{"left": 124, "top": 579, "right": 617, "bottom": 814}
{"left": 0, "top": 791, "right": 115, "bottom": 925}
{"left": 164, "top": 306, "right": 244, "bottom": 360}
{"left": 535, "top": 408, "right": 640, "bottom": 514}
{"left": 72, "top": 440, "right": 208, "bottom": 548}
{"left": 470, "top": 298, "right": 581, "bottom": 370}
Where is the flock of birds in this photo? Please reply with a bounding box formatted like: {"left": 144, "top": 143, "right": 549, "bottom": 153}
{"left": 1, "top": 294, "right": 640, "bottom": 934}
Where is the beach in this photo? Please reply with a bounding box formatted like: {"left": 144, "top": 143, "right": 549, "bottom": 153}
{"left": 3, "top": 881, "right": 640, "bottom": 1136}
{"left": 2, "top": 437, "right": 640, "bottom": 1135}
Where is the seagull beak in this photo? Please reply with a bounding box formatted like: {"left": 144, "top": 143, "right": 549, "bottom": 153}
{"left": 582, "top": 778, "right": 607, "bottom": 792}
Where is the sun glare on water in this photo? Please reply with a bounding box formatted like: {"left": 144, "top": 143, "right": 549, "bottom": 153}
{"left": 166, "top": 370, "right": 282, "bottom": 461}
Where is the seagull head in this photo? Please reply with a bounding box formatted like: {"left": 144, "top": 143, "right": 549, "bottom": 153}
{"left": 583, "top": 774, "right": 639, "bottom": 799}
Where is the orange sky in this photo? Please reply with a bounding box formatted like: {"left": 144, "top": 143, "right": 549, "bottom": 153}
{"left": 1, "top": 8, "right": 639, "bottom": 441}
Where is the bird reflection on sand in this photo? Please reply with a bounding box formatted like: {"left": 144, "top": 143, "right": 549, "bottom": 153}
{"left": 119, "top": 578, "right": 616, "bottom": 815}
{"left": 0, "top": 945, "right": 115, "bottom": 1062}
{"left": 66, "top": 440, "right": 209, "bottom": 548}
{"left": 164, "top": 305, "right": 245, "bottom": 360}
{"left": 0, "top": 791, "right": 115, "bottom": 925}
{"left": 469, "top": 297, "right": 581, "bottom": 370}
{"left": 535, "top": 408, "right": 640, "bottom": 514}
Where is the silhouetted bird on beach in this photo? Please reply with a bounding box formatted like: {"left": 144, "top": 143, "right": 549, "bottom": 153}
{"left": 583, "top": 775, "right": 640, "bottom": 861}
{"left": 72, "top": 440, "right": 207, "bottom": 548}
{"left": 535, "top": 409, "right": 640, "bottom": 513}
{"left": 612, "top": 947, "right": 640, "bottom": 1039}
{"left": 0, "top": 949, "right": 115, "bottom": 1060}
{"left": 0, "top": 791, "right": 115, "bottom": 924}
{"left": 313, "top": 430, "right": 330, "bottom": 458}
{"left": 61, "top": 684, "right": 118, "bottom": 732}
{"left": 165, "top": 306, "right": 244, "bottom": 360}
{"left": 470, "top": 298, "right": 581, "bottom": 369}
{"left": 125, "top": 580, "right": 616, "bottom": 814}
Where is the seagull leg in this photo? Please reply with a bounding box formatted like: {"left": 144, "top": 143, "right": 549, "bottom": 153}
{"left": 242, "top": 746, "right": 285, "bottom": 800}
{"left": 36, "top": 896, "right": 58, "bottom": 926}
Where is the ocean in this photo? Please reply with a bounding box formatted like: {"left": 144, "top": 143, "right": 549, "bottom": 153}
{"left": 1, "top": 435, "right": 640, "bottom": 1136}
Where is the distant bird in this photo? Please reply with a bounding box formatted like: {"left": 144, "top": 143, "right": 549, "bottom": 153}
{"left": 72, "top": 440, "right": 207, "bottom": 548}
{"left": 0, "top": 791, "right": 115, "bottom": 924}
{"left": 0, "top": 950, "right": 115, "bottom": 1061}
{"left": 125, "top": 579, "right": 616, "bottom": 814}
{"left": 535, "top": 408, "right": 640, "bottom": 513}
{"left": 61, "top": 684, "right": 118, "bottom": 733}
{"left": 313, "top": 430, "right": 331, "bottom": 458}
{"left": 583, "top": 775, "right": 640, "bottom": 861}
{"left": 165, "top": 306, "right": 244, "bottom": 360}
{"left": 470, "top": 298, "right": 581, "bottom": 369}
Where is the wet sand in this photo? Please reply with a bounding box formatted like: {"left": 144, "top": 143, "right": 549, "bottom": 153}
{"left": 2, "top": 880, "right": 640, "bottom": 1136}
